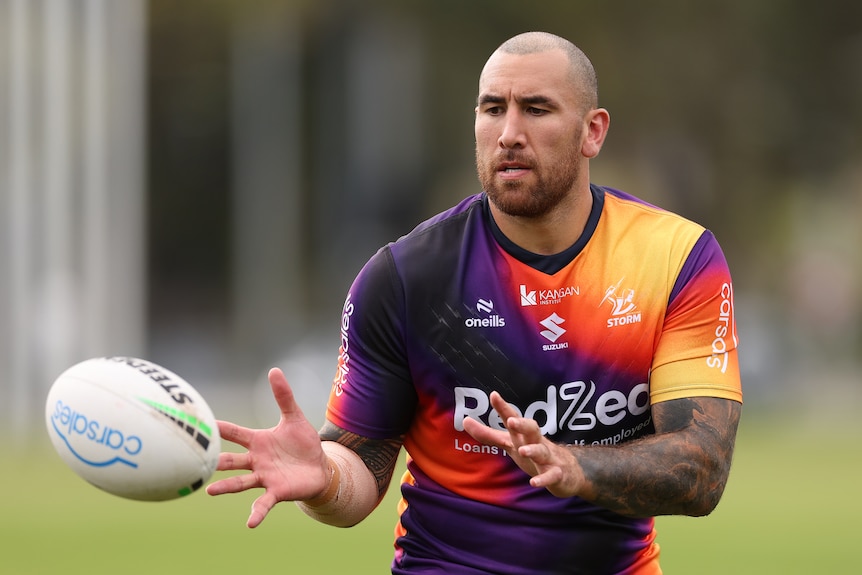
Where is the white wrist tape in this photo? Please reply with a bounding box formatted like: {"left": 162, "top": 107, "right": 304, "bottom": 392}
{"left": 295, "top": 441, "right": 379, "bottom": 527}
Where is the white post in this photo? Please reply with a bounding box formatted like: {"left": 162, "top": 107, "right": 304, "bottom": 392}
{"left": 83, "top": 0, "right": 111, "bottom": 354}
{"left": 5, "top": 0, "right": 36, "bottom": 437}
{"left": 0, "top": 0, "right": 147, "bottom": 441}
{"left": 40, "top": 0, "right": 77, "bottom": 386}
{"left": 230, "top": 3, "right": 305, "bottom": 371}
{"left": 101, "top": 0, "right": 148, "bottom": 361}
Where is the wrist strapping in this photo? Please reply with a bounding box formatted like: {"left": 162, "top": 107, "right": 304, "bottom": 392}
{"left": 295, "top": 441, "right": 379, "bottom": 528}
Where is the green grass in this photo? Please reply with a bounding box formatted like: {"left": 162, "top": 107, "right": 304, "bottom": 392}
{"left": 2, "top": 442, "right": 402, "bottom": 574}
{"left": 657, "top": 412, "right": 862, "bottom": 574}
{"left": 4, "top": 412, "right": 858, "bottom": 574}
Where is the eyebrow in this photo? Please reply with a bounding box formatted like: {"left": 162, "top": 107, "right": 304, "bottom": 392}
{"left": 477, "top": 94, "right": 556, "bottom": 107}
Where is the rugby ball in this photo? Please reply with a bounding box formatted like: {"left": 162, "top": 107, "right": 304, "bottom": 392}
{"left": 45, "top": 356, "right": 221, "bottom": 501}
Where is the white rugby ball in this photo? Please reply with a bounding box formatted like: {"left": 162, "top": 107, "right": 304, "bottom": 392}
{"left": 45, "top": 356, "right": 221, "bottom": 501}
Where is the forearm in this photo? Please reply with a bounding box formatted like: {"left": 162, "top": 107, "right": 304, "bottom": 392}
{"left": 573, "top": 398, "right": 741, "bottom": 517}
{"left": 574, "top": 433, "right": 725, "bottom": 517}
{"left": 297, "top": 423, "right": 403, "bottom": 528}
{"left": 295, "top": 441, "right": 380, "bottom": 527}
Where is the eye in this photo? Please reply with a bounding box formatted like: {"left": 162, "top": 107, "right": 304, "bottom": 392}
{"left": 484, "top": 105, "right": 504, "bottom": 116}
{"left": 526, "top": 106, "right": 547, "bottom": 116}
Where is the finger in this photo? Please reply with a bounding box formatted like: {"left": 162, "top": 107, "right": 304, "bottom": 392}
{"left": 529, "top": 466, "right": 564, "bottom": 489}
{"left": 268, "top": 367, "right": 304, "bottom": 422}
{"left": 216, "top": 420, "right": 255, "bottom": 448}
{"left": 206, "top": 472, "right": 261, "bottom": 496}
{"left": 489, "top": 393, "right": 538, "bottom": 451}
{"left": 216, "top": 450, "right": 252, "bottom": 472}
{"left": 506, "top": 416, "right": 545, "bottom": 444}
{"left": 489, "top": 391, "right": 520, "bottom": 422}
{"left": 462, "top": 417, "right": 512, "bottom": 449}
{"left": 518, "top": 441, "right": 551, "bottom": 463}
{"left": 247, "top": 492, "right": 278, "bottom": 529}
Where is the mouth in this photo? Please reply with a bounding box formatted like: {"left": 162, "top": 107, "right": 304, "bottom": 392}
{"left": 497, "top": 162, "right": 532, "bottom": 178}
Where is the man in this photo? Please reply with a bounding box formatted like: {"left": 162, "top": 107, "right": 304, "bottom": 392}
{"left": 207, "top": 31, "right": 743, "bottom": 574}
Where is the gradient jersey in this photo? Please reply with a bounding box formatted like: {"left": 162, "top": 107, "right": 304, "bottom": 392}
{"left": 326, "top": 185, "right": 742, "bottom": 575}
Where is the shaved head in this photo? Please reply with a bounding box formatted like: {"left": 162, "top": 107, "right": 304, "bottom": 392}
{"left": 487, "top": 31, "right": 598, "bottom": 110}
{"left": 474, "top": 31, "right": 611, "bottom": 234}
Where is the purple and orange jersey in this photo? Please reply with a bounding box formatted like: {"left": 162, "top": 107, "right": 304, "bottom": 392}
{"left": 326, "top": 185, "right": 742, "bottom": 574}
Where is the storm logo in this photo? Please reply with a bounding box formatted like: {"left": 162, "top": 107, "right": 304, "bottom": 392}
{"left": 602, "top": 279, "right": 642, "bottom": 328}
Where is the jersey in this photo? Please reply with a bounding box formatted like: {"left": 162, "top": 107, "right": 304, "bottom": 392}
{"left": 326, "top": 185, "right": 742, "bottom": 575}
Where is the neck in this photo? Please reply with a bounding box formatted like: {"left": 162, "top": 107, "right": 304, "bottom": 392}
{"left": 488, "top": 186, "right": 593, "bottom": 256}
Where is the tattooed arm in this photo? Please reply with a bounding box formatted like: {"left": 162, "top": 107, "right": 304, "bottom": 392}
{"left": 573, "top": 397, "right": 741, "bottom": 517}
{"left": 291, "top": 422, "right": 403, "bottom": 527}
{"left": 463, "top": 393, "right": 741, "bottom": 517}
{"left": 318, "top": 421, "right": 404, "bottom": 501}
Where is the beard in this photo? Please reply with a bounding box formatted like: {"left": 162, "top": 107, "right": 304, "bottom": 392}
{"left": 476, "top": 147, "right": 582, "bottom": 219}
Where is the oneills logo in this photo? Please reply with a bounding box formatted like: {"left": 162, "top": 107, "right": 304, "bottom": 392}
{"left": 465, "top": 298, "right": 506, "bottom": 328}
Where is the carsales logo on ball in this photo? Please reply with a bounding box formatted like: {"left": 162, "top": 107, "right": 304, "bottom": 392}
{"left": 49, "top": 399, "right": 142, "bottom": 468}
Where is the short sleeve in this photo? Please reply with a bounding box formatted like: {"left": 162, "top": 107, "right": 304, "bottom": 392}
{"left": 649, "top": 231, "right": 743, "bottom": 404}
{"left": 325, "top": 246, "right": 417, "bottom": 439}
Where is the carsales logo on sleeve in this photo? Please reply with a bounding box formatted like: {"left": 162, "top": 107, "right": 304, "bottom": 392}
{"left": 332, "top": 292, "right": 354, "bottom": 396}
{"left": 707, "top": 283, "right": 736, "bottom": 373}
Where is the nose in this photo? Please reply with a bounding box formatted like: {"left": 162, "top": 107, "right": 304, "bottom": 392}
{"left": 498, "top": 109, "right": 526, "bottom": 149}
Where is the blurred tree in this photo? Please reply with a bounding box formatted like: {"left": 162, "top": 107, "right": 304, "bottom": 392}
{"left": 147, "top": 0, "right": 233, "bottom": 368}
{"left": 144, "top": 0, "right": 862, "bottom": 379}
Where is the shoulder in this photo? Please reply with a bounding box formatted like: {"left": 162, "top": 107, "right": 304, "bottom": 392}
{"left": 600, "top": 186, "right": 707, "bottom": 238}
{"left": 390, "top": 193, "right": 484, "bottom": 253}
{"left": 381, "top": 193, "right": 487, "bottom": 275}
{"left": 597, "top": 186, "right": 719, "bottom": 269}
{"left": 350, "top": 193, "right": 486, "bottom": 303}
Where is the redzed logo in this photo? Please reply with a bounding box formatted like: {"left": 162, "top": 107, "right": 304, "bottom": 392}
{"left": 453, "top": 381, "right": 650, "bottom": 437}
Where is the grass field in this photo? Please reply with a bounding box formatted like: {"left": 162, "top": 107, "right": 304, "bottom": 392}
{"left": 3, "top": 409, "right": 858, "bottom": 574}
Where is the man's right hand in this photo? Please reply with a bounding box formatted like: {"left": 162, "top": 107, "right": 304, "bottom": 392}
{"left": 206, "top": 367, "right": 331, "bottom": 528}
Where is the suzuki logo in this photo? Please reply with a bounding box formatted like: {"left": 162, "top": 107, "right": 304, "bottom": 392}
{"left": 539, "top": 313, "right": 566, "bottom": 342}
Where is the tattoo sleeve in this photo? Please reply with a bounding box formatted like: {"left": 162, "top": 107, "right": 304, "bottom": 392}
{"left": 575, "top": 397, "right": 742, "bottom": 518}
{"left": 319, "top": 421, "right": 403, "bottom": 500}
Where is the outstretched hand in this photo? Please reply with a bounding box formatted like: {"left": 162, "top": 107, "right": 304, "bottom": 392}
{"left": 206, "top": 367, "right": 330, "bottom": 528}
{"left": 462, "top": 391, "right": 585, "bottom": 498}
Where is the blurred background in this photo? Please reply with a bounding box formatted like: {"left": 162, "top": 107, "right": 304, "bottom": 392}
{"left": 1, "top": 0, "right": 860, "bottom": 437}
{"left": 2, "top": 2, "right": 861, "bottom": 573}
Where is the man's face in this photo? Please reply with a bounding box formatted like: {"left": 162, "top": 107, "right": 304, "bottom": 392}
{"left": 475, "top": 49, "right": 588, "bottom": 219}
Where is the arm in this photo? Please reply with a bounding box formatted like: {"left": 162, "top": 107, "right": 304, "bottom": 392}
{"left": 463, "top": 392, "right": 741, "bottom": 517}
{"left": 317, "top": 421, "right": 403, "bottom": 501}
{"left": 295, "top": 422, "right": 402, "bottom": 527}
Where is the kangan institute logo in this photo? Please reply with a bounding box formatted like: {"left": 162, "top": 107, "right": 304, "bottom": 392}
{"left": 520, "top": 285, "right": 537, "bottom": 306}
{"left": 601, "top": 279, "right": 642, "bottom": 328}
{"left": 520, "top": 284, "right": 580, "bottom": 306}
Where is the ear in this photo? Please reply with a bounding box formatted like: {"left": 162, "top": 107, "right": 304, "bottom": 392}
{"left": 581, "top": 108, "right": 610, "bottom": 159}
